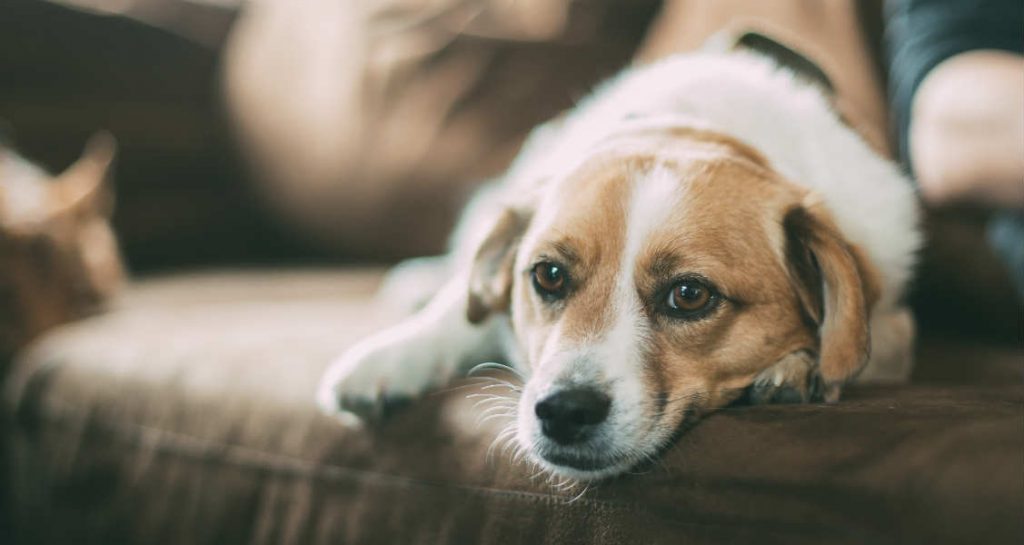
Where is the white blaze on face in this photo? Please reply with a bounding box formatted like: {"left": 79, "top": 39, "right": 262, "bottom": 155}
{"left": 516, "top": 164, "right": 686, "bottom": 471}
{"left": 595, "top": 166, "right": 682, "bottom": 416}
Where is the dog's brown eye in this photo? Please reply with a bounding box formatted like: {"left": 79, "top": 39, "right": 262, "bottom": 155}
{"left": 666, "top": 280, "right": 712, "bottom": 313}
{"left": 532, "top": 262, "right": 567, "bottom": 297}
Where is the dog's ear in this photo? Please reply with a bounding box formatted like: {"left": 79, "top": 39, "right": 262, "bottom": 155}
{"left": 466, "top": 208, "right": 531, "bottom": 324}
{"left": 784, "top": 198, "right": 880, "bottom": 400}
{"left": 52, "top": 132, "right": 117, "bottom": 216}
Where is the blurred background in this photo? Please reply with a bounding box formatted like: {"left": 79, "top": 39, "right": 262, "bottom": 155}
{"left": 2, "top": 0, "right": 306, "bottom": 272}
{"left": 1, "top": 0, "right": 665, "bottom": 272}
{"left": 4, "top": 0, "right": 1019, "bottom": 330}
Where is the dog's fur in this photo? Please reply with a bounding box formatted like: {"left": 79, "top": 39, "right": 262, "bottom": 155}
{"left": 317, "top": 51, "right": 920, "bottom": 481}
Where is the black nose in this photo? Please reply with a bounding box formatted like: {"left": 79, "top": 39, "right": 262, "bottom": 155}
{"left": 535, "top": 388, "right": 611, "bottom": 445}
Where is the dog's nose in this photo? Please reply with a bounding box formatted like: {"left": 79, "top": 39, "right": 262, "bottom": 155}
{"left": 535, "top": 388, "right": 611, "bottom": 445}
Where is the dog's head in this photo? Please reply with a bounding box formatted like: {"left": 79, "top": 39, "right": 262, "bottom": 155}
{"left": 467, "top": 127, "right": 879, "bottom": 480}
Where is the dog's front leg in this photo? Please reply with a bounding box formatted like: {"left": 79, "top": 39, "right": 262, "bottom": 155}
{"left": 316, "top": 273, "right": 504, "bottom": 421}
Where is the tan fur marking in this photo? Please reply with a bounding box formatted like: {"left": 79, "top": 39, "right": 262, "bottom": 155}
{"left": 784, "top": 202, "right": 880, "bottom": 386}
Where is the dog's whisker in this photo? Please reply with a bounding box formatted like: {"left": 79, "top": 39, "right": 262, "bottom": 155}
{"left": 553, "top": 477, "right": 576, "bottom": 492}
{"left": 487, "top": 425, "right": 517, "bottom": 459}
{"left": 520, "top": 439, "right": 542, "bottom": 466}
{"left": 470, "top": 400, "right": 498, "bottom": 412}
{"left": 488, "top": 418, "right": 520, "bottom": 456}
{"left": 469, "top": 395, "right": 515, "bottom": 411}
{"left": 478, "top": 408, "right": 516, "bottom": 421}
{"left": 426, "top": 376, "right": 500, "bottom": 396}
{"left": 466, "top": 392, "right": 508, "bottom": 401}
{"left": 471, "top": 396, "right": 512, "bottom": 407}
{"left": 566, "top": 483, "right": 591, "bottom": 504}
{"left": 487, "top": 434, "right": 509, "bottom": 459}
{"left": 467, "top": 391, "right": 517, "bottom": 403}
{"left": 475, "top": 415, "right": 514, "bottom": 431}
{"left": 477, "top": 407, "right": 517, "bottom": 420}
{"left": 505, "top": 442, "right": 524, "bottom": 466}
{"left": 520, "top": 441, "right": 542, "bottom": 470}
{"left": 472, "top": 402, "right": 517, "bottom": 417}
{"left": 469, "top": 398, "right": 504, "bottom": 410}
{"left": 478, "top": 403, "right": 516, "bottom": 416}
{"left": 467, "top": 362, "right": 525, "bottom": 380}
{"left": 477, "top": 412, "right": 516, "bottom": 427}
{"left": 512, "top": 446, "right": 530, "bottom": 466}
{"left": 479, "top": 382, "right": 522, "bottom": 392}
{"left": 486, "top": 433, "right": 510, "bottom": 464}
{"left": 494, "top": 433, "right": 517, "bottom": 453}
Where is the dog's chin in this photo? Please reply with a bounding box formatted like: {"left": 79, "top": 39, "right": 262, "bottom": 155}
{"left": 531, "top": 449, "right": 638, "bottom": 482}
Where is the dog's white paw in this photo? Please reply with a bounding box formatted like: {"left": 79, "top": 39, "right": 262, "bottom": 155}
{"left": 748, "top": 350, "right": 827, "bottom": 404}
{"left": 316, "top": 324, "right": 454, "bottom": 421}
{"left": 376, "top": 256, "right": 451, "bottom": 315}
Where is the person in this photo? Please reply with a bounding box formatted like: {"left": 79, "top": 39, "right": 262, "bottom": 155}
{"left": 887, "top": 0, "right": 1024, "bottom": 297}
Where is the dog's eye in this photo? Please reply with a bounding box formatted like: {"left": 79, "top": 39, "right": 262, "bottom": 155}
{"left": 532, "top": 262, "right": 567, "bottom": 298}
{"left": 665, "top": 279, "right": 714, "bottom": 316}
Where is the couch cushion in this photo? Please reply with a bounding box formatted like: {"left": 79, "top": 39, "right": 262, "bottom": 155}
{"left": 3, "top": 270, "right": 1023, "bottom": 545}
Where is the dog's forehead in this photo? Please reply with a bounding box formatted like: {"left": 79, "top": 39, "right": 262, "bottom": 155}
{"left": 525, "top": 149, "right": 785, "bottom": 268}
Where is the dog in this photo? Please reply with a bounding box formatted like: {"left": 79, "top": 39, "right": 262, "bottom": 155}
{"left": 316, "top": 47, "right": 920, "bottom": 481}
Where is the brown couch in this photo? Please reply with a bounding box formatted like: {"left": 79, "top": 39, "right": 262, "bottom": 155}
{"left": 2, "top": 2, "right": 1023, "bottom": 544}
{"left": 3, "top": 270, "right": 1023, "bottom": 545}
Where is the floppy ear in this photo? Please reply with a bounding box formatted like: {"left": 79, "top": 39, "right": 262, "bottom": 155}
{"left": 466, "top": 208, "right": 531, "bottom": 324}
{"left": 784, "top": 198, "right": 880, "bottom": 400}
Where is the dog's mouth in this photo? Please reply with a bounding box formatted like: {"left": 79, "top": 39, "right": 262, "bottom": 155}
{"left": 525, "top": 406, "right": 701, "bottom": 480}
{"left": 540, "top": 451, "right": 619, "bottom": 471}
{"left": 517, "top": 384, "right": 701, "bottom": 480}
{"left": 531, "top": 442, "right": 648, "bottom": 480}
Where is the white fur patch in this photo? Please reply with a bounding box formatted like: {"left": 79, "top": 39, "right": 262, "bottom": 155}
{"left": 599, "top": 167, "right": 681, "bottom": 381}
{"left": 581, "top": 167, "right": 684, "bottom": 452}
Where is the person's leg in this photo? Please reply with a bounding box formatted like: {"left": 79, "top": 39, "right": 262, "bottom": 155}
{"left": 886, "top": 0, "right": 1024, "bottom": 209}
{"left": 909, "top": 51, "right": 1024, "bottom": 208}
{"left": 887, "top": 0, "right": 1024, "bottom": 299}
{"left": 636, "top": 0, "right": 891, "bottom": 153}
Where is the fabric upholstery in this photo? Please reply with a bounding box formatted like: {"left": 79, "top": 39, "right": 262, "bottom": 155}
{"left": 4, "top": 270, "right": 1022, "bottom": 545}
